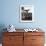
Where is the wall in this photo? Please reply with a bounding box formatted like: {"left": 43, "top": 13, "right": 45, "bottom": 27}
{"left": 0, "top": 0, "right": 46, "bottom": 29}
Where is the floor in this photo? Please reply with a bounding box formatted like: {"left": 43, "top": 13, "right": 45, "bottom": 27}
{"left": 0, "top": 44, "right": 2, "bottom": 46}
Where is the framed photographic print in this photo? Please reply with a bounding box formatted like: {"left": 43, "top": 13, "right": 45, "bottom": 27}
{"left": 20, "top": 5, "right": 34, "bottom": 22}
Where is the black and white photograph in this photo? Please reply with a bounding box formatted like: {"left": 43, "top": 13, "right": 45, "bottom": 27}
{"left": 20, "top": 5, "right": 34, "bottom": 22}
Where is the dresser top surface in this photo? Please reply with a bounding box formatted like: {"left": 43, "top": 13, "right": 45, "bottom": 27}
{"left": 3, "top": 29, "right": 45, "bottom": 33}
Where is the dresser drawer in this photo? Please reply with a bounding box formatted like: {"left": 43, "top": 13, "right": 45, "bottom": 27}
{"left": 32, "top": 36, "right": 45, "bottom": 44}
{"left": 3, "top": 35, "right": 23, "bottom": 44}
{"left": 24, "top": 32, "right": 44, "bottom": 36}
{"left": 3, "top": 32, "right": 23, "bottom": 36}
{"left": 32, "top": 44, "right": 44, "bottom": 46}
{"left": 3, "top": 42, "right": 23, "bottom": 46}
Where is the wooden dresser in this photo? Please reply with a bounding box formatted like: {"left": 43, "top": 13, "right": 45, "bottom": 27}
{"left": 2, "top": 31, "right": 45, "bottom": 46}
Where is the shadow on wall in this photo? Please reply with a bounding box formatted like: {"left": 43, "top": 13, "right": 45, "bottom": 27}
{"left": 0, "top": 24, "right": 7, "bottom": 43}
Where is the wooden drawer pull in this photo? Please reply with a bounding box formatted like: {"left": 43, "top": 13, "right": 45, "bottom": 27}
{"left": 9, "top": 38, "right": 12, "bottom": 40}
{"left": 32, "top": 39, "right": 36, "bottom": 40}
